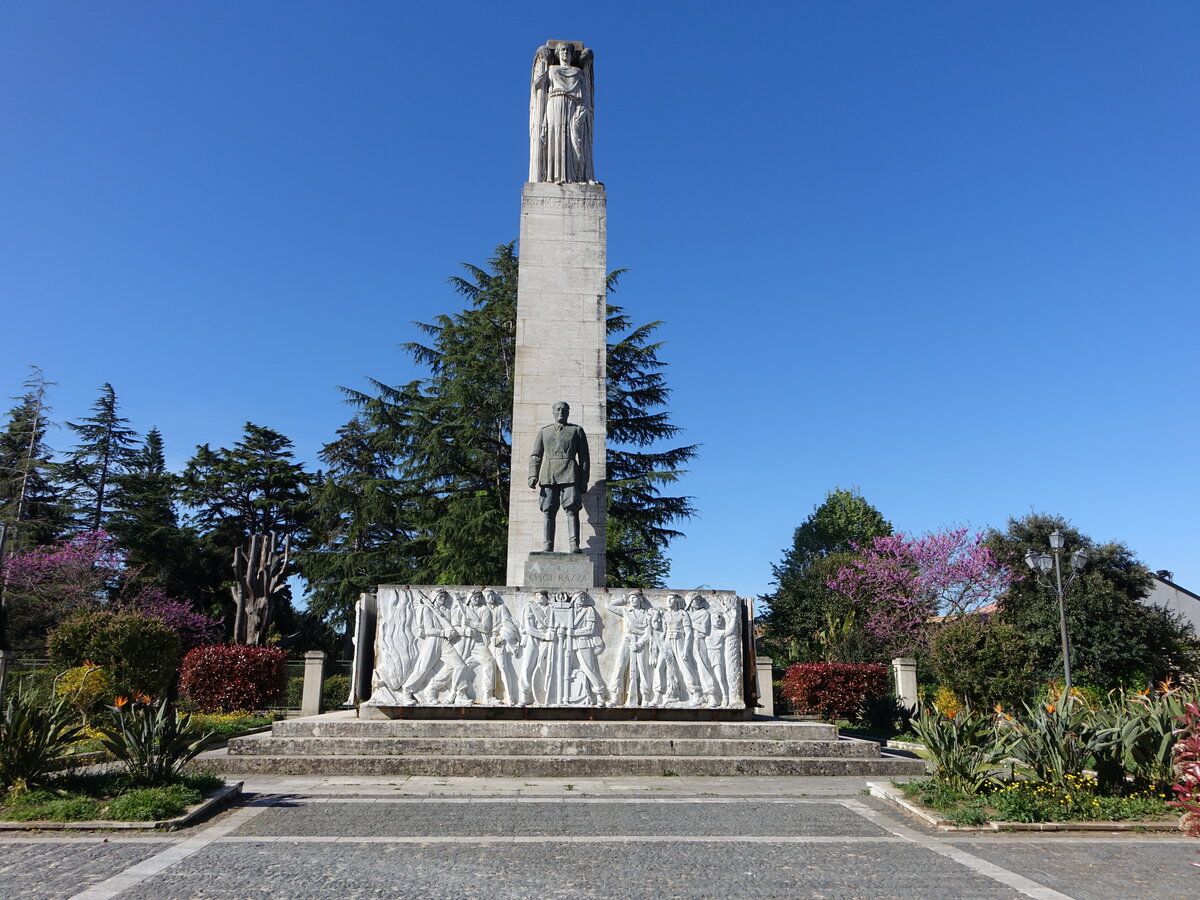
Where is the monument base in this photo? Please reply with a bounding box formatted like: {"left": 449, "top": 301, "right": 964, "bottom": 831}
{"left": 523, "top": 551, "right": 594, "bottom": 588}
{"left": 353, "top": 586, "right": 752, "bottom": 712}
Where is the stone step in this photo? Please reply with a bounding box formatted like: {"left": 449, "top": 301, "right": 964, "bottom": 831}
{"left": 271, "top": 717, "right": 838, "bottom": 742}
{"left": 226, "top": 734, "right": 878, "bottom": 759}
{"left": 193, "top": 751, "right": 926, "bottom": 778}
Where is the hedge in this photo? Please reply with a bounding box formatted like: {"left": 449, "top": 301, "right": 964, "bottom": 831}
{"left": 179, "top": 644, "right": 288, "bottom": 712}
{"left": 780, "top": 662, "right": 889, "bottom": 721}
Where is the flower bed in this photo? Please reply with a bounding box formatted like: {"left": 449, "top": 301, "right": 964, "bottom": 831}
{"left": 0, "top": 771, "right": 226, "bottom": 823}
{"left": 896, "top": 776, "right": 1173, "bottom": 828}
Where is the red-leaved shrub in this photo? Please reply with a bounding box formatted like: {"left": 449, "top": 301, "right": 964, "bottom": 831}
{"left": 180, "top": 644, "right": 288, "bottom": 712}
{"left": 780, "top": 662, "right": 889, "bottom": 721}
{"left": 1170, "top": 700, "right": 1200, "bottom": 838}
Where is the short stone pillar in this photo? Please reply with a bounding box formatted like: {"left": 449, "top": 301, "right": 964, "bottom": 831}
{"left": 301, "top": 650, "right": 326, "bottom": 716}
{"left": 755, "top": 655, "right": 774, "bottom": 717}
{"left": 892, "top": 656, "right": 918, "bottom": 712}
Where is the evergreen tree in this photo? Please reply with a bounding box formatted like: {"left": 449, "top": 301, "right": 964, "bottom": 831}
{"left": 315, "top": 241, "right": 695, "bottom": 622}
{"left": 180, "top": 423, "right": 317, "bottom": 625}
{"left": 109, "top": 428, "right": 214, "bottom": 606}
{"left": 987, "top": 512, "right": 1193, "bottom": 689}
{"left": 759, "top": 488, "right": 893, "bottom": 664}
{"left": 180, "top": 422, "right": 317, "bottom": 549}
{"left": 0, "top": 367, "right": 65, "bottom": 551}
{"left": 605, "top": 301, "right": 697, "bottom": 587}
{"left": 59, "top": 383, "right": 139, "bottom": 532}
{"left": 296, "top": 415, "right": 421, "bottom": 628}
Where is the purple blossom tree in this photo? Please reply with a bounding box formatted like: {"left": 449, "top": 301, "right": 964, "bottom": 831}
{"left": 3, "top": 530, "right": 222, "bottom": 650}
{"left": 827, "top": 527, "right": 1016, "bottom": 657}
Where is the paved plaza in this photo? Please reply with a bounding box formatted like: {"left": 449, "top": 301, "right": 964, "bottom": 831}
{"left": 0, "top": 776, "right": 1196, "bottom": 899}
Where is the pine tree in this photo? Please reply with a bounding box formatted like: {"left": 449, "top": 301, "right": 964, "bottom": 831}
{"left": 297, "top": 415, "right": 421, "bottom": 628}
{"left": 605, "top": 301, "right": 698, "bottom": 587}
{"left": 0, "top": 367, "right": 66, "bottom": 551}
{"left": 180, "top": 422, "right": 317, "bottom": 628}
{"left": 59, "top": 383, "right": 139, "bottom": 532}
{"left": 109, "top": 428, "right": 213, "bottom": 606}
{"left": 180, "top": 422, "right": 317, "bottom": 549}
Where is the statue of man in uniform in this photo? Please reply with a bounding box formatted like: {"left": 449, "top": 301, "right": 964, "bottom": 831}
{"left": 528, "top": 401, "right": 590, "bottom": 553}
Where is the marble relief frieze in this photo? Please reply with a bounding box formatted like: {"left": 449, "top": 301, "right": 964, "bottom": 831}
{"left": 363, "top": 586, "right": 745, "bottom": 710}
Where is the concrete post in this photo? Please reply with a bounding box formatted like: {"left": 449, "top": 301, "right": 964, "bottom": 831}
{"left": 301, "top": 650, "right": 326, "bottom": 717}
{"left": 892, "top": 656, "right": 918, "bottom": 712}
{"left": 755, "top": 655, "right": 774, "bottom": 717}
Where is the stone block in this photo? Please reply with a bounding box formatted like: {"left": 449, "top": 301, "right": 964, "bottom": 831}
{"left": 523, "top": 551, "right": 594, "bottom": 588}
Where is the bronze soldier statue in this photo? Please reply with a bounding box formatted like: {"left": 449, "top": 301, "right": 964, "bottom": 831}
{"left": 528, "top": 401, "right": 589, "bottom": 553}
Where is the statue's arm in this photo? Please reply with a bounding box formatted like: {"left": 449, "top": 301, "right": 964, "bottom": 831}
{"left": 528, "top": 428, "right": 544, "bottom": 488}
{"left": 576, "top": 428, "right": 590, "bottom": 489}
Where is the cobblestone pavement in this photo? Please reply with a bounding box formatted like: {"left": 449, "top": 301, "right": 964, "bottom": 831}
{"left": 1, "top": 776, "right": 1196, "bottom": 900}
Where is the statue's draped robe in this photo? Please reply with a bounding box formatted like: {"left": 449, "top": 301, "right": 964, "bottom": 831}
{"left": 530, "top": 57, "right": 593, "bottom": 184}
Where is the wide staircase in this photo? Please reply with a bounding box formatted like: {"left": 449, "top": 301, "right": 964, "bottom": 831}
{"left": 194, "top": 711, "right": 926, "bottom": 777}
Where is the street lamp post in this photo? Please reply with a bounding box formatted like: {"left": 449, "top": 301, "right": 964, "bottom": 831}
{"left": 1023, "top": 529, "right": 1089, "bottom": 691}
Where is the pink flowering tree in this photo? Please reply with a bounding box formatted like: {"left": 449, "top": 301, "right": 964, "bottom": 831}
{"left": 826, "top": 527, "right": 1016, "bottom": 657}
{"left": 2, "top": 530, "right": 222, "bottom": 652}
{"left": 3, "top": 530, "right": 125, "bottom": 609}
{"left": 122, "top": 588, "right": 223, "bottom": 651}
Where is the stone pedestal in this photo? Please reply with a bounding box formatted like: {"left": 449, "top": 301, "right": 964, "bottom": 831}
{"left": 506, "top": 182, "right": 608, "bottom": 588}
{"left": 301, "top": 650, "right": 326, "bottom": 716}
{"left": 524, "top": 552, "right": 594, "bottom": 589}
{"left": 892, "top": 656, "right": 919, "bottom": 712}
{"left": 755, "top": 656, "right": 775, "bottom": 717}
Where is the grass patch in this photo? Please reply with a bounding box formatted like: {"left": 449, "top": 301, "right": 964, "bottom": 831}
{"left": 898, "top": 777, "right": 1174, "bottom": 825}
{"left": 188, "top": 711, "right": 276, "bottom": 738}
{"left": 0, "top": 771, "right": 226, "bottom": 823}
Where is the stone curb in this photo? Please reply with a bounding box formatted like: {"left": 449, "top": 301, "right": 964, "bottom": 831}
{"left": 866, "top": 781, "right": 1181, "bottom": 833}
{"left": 0, "top": 781, "right": 242, "bottom": 832}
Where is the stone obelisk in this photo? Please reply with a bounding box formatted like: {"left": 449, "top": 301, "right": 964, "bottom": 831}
{"left": 506, "top": 40, "right": 606, "bottom": 588}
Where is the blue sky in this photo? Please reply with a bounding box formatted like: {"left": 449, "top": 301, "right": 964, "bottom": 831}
{"left": 2, "top": 3, "right": 1197, "bottom": 601}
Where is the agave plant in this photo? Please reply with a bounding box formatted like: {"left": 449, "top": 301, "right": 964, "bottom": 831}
{"left": 1099, "top": 683, "right": 1193, "bottom": 792}
{"left": 1007, "top": 692, "right": 1114, "bottom": 788}
{"left": 912, "top": 707, "right": 1007, "bottom": 794}
{"left": 97, "top": 694, "right": 216, "bottom": 787}
{"left": 0, "top": 689, "right": 85, "bottom": 793}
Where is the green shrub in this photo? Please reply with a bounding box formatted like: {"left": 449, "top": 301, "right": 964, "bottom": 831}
{"left": 323, "top": 674, "right": 351, "bottom": 709}
{"left": 285, "top": 673, "right": 353, "bottom": 711}
{"left": 857, "top": 694, "right": 914, "bottom": 737}
{"left": 928, "top": 616, "right": 1034, "bottom": 711}
{"left": 48, "top": 610, "right": 181, "bottom": 697}
{"left": 0, "top": 689, "right": 85, "bottom": 792}
{"left": 1098, "top": 683, "right": 1194, "bottom": 791}
{"left": 54, "top": 663, "right": 113, "bottom": 725}
{"left": 189, "top": 711, "right": 275, "bottom": 737}
{"left": 97, "top": 696, "right": 215, "bottom": 787}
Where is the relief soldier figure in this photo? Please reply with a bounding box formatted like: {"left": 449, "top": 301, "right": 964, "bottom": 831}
{"left": 528, "top": 401, "right": 590, "bottom": 553}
